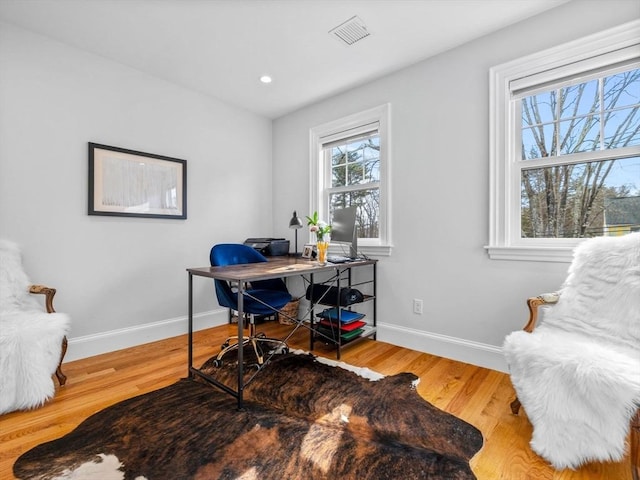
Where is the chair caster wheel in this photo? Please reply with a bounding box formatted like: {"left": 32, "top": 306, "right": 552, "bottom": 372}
{"left": 213, "top": 358, "right": 223, "bottom": 368}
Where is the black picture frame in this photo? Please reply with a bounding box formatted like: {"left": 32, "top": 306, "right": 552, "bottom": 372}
{"left": 88, "top": 142, "right": 187, "bottom": 219}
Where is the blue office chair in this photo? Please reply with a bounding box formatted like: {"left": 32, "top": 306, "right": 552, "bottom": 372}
{"left": 210, "top": 243, "right": 292, "bottom": 367}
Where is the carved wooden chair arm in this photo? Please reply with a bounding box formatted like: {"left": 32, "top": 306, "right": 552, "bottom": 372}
{"left": 522, "top": 292, "right": 560, "bottom": 333}
{"left": 28, "top": 284, "right": 57, "bottom": 314}
{"left": 510, "top": 292, "right": 560, "bottom": 415}
{"left": 27, "top": 284, "right": 68, "bottom": 386}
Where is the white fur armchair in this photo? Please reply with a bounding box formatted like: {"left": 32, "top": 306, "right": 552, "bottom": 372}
{"left": 503, "top": 233, "right": 640, "bottom": 477}
{"left": 0, "top": 240, "right": 70, "bottom": 414}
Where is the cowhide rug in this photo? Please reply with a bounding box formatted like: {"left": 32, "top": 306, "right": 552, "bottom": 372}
{"left": 14, "top": 352, "right": 483, "bottom": 480}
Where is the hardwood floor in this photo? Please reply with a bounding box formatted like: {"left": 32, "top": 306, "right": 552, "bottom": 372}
{"left": 0, "top": 322, "right": 633, "bottom": 479}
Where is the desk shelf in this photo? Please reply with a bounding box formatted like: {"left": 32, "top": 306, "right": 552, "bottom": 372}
{"left": 315, "top": 323, "right": 377, "bottom": 347}
{"left": 308, "top": 262, "right": 377, "bottom": 360}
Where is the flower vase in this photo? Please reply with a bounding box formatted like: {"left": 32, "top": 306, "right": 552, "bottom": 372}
{"left": 316, "top": 240, "right": 329, "bottom": 265}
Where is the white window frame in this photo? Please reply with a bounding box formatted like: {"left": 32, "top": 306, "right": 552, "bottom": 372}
{"left": 310, "top": 104, "right": 392, "bottom": 256}
{"left": 487, "top": 20, "right": 640, "bottom": 262}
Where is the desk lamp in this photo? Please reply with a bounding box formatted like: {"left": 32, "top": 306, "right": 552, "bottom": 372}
{"left": 289, "top": 210, "right": 303, "bottom": 256}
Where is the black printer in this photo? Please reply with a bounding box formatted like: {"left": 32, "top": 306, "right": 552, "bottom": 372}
{"left": 243, "top": 238, "right": 290, "bottom": 256}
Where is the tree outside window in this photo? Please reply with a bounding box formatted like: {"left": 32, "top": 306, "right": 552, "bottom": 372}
{"left": 327, "top": 136, "right": 380, "bottom": 239}
{"left": 519, "top": 68, "right": 639, "bottom": 238}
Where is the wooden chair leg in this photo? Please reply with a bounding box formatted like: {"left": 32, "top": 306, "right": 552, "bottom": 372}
{"left": 55, "top": 336, "right": 68, "bottom": 386}
{"left": 510, "top": 397, "right": 521, "bottom": 415}
{"left": 632, "top": 409, "right": 639, "bottom": 480}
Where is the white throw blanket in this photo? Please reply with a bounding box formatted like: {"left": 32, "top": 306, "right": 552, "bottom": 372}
{"left": 0, "top": 240, "right": 70, "bottom": 414}
{"left": 503, "top": 233, "right": 640, "bottom": 469}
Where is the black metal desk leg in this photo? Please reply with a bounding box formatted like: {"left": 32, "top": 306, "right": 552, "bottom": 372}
{"left": 309, "top": 273, "right": 315, "bottom": 351}
{"left": 188, "top": 272, "right": 194, "bottom": 378}
{"left": 373, "top": 263, "right": 377, "bottom": 340}
{"left": 336, "top": 273, "right": 341, "bottom": 360}
{"left": 237, "top": 281, "right": 245, "bottom": 410}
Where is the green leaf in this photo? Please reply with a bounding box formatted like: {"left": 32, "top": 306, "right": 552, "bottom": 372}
{"left": 306, "top": 211, "right": 319, "bottom": 225}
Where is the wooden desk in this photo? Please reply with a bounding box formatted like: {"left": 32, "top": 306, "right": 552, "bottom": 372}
{"left": 187, "top": 256, "right": 377, "bottom": 409}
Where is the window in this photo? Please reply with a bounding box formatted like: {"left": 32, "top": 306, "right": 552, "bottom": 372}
{"left": 310, "top": 104, "right": 391, "bottom": 256}
{"left": 488, "top": 20, "right": 640, "bottom": 262}
{"left": 325, "top": 130, "right": 380, "bottom": 238}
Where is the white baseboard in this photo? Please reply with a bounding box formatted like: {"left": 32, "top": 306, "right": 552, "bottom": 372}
{"left": 377, "top": 322, "right": 508, "bottom": 373}
{"left": 65, "top": 309, "right": 229, "bottom": 362}
{"left": 65, "top": 313, "right": 508, "bottom": 373}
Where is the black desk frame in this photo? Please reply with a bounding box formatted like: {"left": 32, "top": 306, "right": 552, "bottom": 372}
{"left": 187, "top": 257, "right": 377, "bottom": 409}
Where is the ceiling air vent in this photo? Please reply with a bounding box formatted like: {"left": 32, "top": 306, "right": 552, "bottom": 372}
{"left": 329, "top": 16, "right": 370, "bottom": 46}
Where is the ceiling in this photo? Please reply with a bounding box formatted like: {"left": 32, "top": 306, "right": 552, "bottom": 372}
{"left": 0, "top": 0, "right": 571, "bottom": 119}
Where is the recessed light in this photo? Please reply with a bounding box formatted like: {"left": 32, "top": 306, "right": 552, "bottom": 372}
{"left": 260, "top": 75, "right": 273, "bottom": 84}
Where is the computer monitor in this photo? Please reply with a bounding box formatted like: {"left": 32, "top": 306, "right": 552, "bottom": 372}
{"left": 330, "top": 206, "right": 358, "bottom": 259}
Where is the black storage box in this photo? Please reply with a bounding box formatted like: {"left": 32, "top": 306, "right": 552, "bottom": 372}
{"left": 305, "top": 284, "right": 364, "bottom": 306}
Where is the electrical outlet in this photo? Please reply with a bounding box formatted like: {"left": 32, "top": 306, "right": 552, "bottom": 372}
{"left": 413, "top": 298, "right": 423, "bottom": 315}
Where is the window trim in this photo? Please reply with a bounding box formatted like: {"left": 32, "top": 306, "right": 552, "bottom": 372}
{"left": 487, "top": 20, "right": 640, "bottom": 262}
{"left": 310, "top": 104, "right": 392, "bottom": 256}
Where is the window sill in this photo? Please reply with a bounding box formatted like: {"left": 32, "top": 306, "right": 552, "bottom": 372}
{"left": 485, "top": 245, "right": 574, "bottom": 263}
{"left": 329, "top": 243, "right": 393, "bottom": 257}
{"left": 361, "top": 244, "right": 392, "bottom": 257}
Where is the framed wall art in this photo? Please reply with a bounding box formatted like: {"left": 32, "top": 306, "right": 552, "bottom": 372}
{"left": 88, "top": 143, "right": 187, "bottom": 219}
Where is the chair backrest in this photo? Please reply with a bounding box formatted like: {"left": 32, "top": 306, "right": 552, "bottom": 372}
{"left": 541, "top": 232, "right": 640, "bottom": 349}
{"left": 0, "top": 240, "right": 39, "bottom": 313}
{"left": 209, "top": 244, "right": 288, "bottom": 310}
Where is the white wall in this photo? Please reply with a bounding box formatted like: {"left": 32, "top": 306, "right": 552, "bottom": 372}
{"left": 272, "top": 0, "right": 639, "bottom": 371}
{"left": 2, "top": 0, "right": 636, "bottom": 369}
{"left": 0, "top": 22, "right": 274, "bottom": 360}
